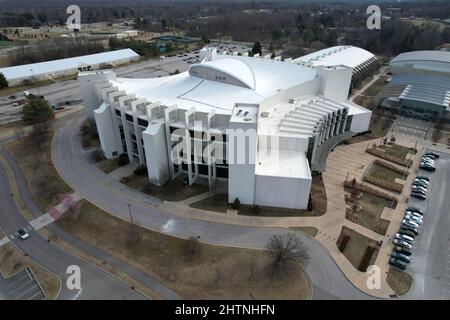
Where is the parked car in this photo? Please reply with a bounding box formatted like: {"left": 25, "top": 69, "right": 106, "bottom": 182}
{"left": 395, "top": 233, "right": 414, "bottom": 244}
{"left": 406, "top": 207, "right": 424, "bottom": 215}
{"left": 405, "top": 214, "right": 423, "bottom": 225}
{"left": 422, "top": 156, "right": 436, "bottom": 162}
{"left": 398, "top": 228, "right": 416, "bottom": 238}
{"left": 411, "top": 185, "right": 427, "bottom": 193}
{"left": 17, "top": 228, "right": 30, "bottom": 240}
{"left": 406, "top": 210, "right": 423, "bottom": 219}
{"left": 413, "top": 180, "right": 428, "bottom": 188}
{"left": 411, "top": 192, "right": 426, "bottom": 200}
{"left": 389, "top": 257, "right": 407, "bottom": 270}
{"left": 420, "top": 165, "right": 435, "bottom": 172}
{"left": 415, "top": 176, "right": 430, "bottom": 182}
{"left": 393, "top": 238, "right": 413, "bottom": 249}
{"left": 421, "top": 159, "right": 435, "bottom": 166}
{"left": 425, "top": 152, "right": 440, "bottom": 158}
{"left": 393, "top": 245, "right": 412, "bottom": 256}
{"left": 400, "top": 225, "right": 419, "bottom": 236}
{"left": 402, "top": 219, "right": 419, "bottom": 229}
{"left": 411, "top": 188, "right": 426, "bottom": 196}
{"left": 391, "top": 251, "right": 410, "bottom": 263}
{"left": 415, "top": 177, "right": 430, "bottom": 184}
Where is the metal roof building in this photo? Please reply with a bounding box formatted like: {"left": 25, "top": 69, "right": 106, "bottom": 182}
{"left": 0, "top": 49, "right": 139, "bottom": 85}
{"left": 390, "top": 50, "right": 450, "bottom": 76}
{"left": 293, "top": 45, "right": 379, "bottom": 87}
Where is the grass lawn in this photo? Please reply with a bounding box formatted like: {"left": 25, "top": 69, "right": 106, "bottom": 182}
{"left": 290, "top": 227, "right": 318, "bottom": 238}
{"left": 190, "top": 193, "right": 229, "bottom": 213}
{"left": 0, "top": 40, "right": 14, "bottom": 48}
{"left": 354, "top": 192, "right": 391, "bottom": 235}
{"left": 4, "top": 131, "right": 72, "bottom": 210}
{"left": 339, "top": 228, "right": 380, "bottom": 271}
{"left": 0, "top": 79, "right": 55, "bottom": 97}
{"left": 97, "top": 158, "right": 121, "bottom": 174}
{"left": 367, "top": 163, "right": 404, "bottom": 184}
{"left": 361, "top": 78, "right": 387, "bottom": 97}
{"left": 0, "top": 241, "right": 60, "bottom": 300}
{"left": 122, "top": 173, "right": 148, "bottom": 191}
{"left": 384, "top": 144, "right": 410, "bottom": 160}
{"left": 386, "top": 266, "right": 412, "bottom": 296}
{"left": 56, "top": 201, "right": 312, "bottom": 299}
{"left": 142, "top": 177, "right": 209, "bottom": 202}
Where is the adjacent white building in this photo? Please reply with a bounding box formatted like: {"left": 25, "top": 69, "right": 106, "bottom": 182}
{"left": 0, "top": 49, "right": 140, "bottom": 86}
{"left": 79, "top": 47, "right": 372, "bottom": 209}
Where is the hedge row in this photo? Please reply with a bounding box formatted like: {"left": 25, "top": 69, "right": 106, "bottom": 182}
{"left": 358, "top": 244, "right": 380, "bottom": 272}
{"left": 343, "top": 180, "right": 398, "bottom": 207}
{"left": 373, "top": 159, "right": 409, "bottom": 176}
{"left": 364, "top": 175, "right": 404, "bottom": 193}
{"left": 366, "top": 148, "right": 413, "bottom": 167}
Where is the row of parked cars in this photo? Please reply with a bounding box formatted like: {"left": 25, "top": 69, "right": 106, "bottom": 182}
{"left": 419, "top": 151, "right": 440, "bottom": 172}
{"left": 390, "top": 205, "right": 425, "bottom": 269}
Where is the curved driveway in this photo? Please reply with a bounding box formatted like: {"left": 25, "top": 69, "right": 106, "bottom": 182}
{"left": 52, "top": 113, "right": 374, "bottom": 300}
{"left": 0, "top": 148, "right": 146, "bottom": 300}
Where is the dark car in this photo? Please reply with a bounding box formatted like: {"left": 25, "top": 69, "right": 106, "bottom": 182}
{"left": 389, "top": 258, "right": 407, "bottom": 270}
{"left": 400, "top": 224, "right": 419, "bottom": 235}
{"left": 17, "top": 228, "right": 30, "bottom": 240}
{"left": 406, "top": 207, "right": 424, "bottom": 216}
{"left": 420, "top": 165, "right": 436, "bottom": 172}
{"left": 391, "top": 251, "right": 410, "bottom": 263}
{"left": 393, "top": 245, "right": 412, "bottom": 256}
{"left": 425, "top": 152, "right": 440, "bottom": 159}
{"left": 411, "top": 192, "right": 426, "bottom": 200}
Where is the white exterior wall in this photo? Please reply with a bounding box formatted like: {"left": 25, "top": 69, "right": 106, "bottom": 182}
{"left": 94, "top": 103, "right": 120, "bottom": 159}
{"left": 350, "top": 110, "right": 372, "bottom": 133}
{"left": 317, "top": 67, "right": 353, "bottom": 102}
{"left": 78, "top": 71, "right": 116, "bottom": 119}
{"left": 255, "top": 175, "right": 311, "bottom": 209}
{"left": 142, "top": 122, "right": 170, "bottom": 186}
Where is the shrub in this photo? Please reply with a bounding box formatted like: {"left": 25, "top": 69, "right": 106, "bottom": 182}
{"left": 231, "top": 198, "right": 240, "bottom": 210}
{"left": 134, "top": 165, "right": 148, "bottom": 176}
{"left": 117, "top": 153, "right": 129, "bottom": 166}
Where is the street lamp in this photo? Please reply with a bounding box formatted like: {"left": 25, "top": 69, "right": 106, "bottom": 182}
{"left": 30, "top": 68, "right": 40, "bottom": 96}
{"left": 128, "top": 203, "right": 133, "bottom": 224}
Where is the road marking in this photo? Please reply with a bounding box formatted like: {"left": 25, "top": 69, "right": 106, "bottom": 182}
{"left": 9, "top": 234, "right": 14, "bottom": 240}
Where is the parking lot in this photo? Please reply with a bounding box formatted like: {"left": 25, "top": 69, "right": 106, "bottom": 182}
{"left": 404, "top": 150, "right": 450, "bottom": 299}
{"left": 0, "top": 267, "right": 45, "bottom": 300}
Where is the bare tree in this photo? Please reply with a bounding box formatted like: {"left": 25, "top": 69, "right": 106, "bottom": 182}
{"left": 29, "top": 123, "right": 48, "bottom": 151}
{"left": 265, "top": 234, "right": 309, "bottom": 275}
{"left": 14, "top": 127, "right": 26, "bottom": 140}
{"left": 182, "top": 236, "right": 202, "bottom": 262}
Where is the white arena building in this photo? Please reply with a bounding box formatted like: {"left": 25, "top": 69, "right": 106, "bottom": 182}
{"left": 78, "top": 47, "right": 372, "bottom": 209}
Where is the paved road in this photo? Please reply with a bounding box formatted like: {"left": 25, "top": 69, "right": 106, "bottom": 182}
{"left": 53, "top": 112, "right": 374, "bottom": 300}
{"left": 405, "top": 150, "right": 450, "bottom": 300}
{"left": 0, "top": 147, "right": 182, "bottom": 300}
{"left": 0, "top": 148, "right": 147, "bottom": 300}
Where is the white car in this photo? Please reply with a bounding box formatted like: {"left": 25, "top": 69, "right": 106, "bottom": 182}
{"left": 411, "top": 185, "right": 427, "bottom": 193}
{"left": 405, "top": 214, "right": 423, "bottom": 224}
{"left": 395, "top": 233, "right": 414, "bottom": 244}
{"left": 406, "top": 211, "right": 423, "bottom": 218}
{"left": 402, "top": 219, "right": 419, "bottom": 229}
{"left": 17, "top": 228, "right": 30, "bottom": 240}
{"left": 393, "top": 238, "right": 413, "bottom": 250}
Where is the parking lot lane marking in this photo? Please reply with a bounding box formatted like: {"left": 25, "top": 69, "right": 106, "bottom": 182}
{"left": 9, "top": 234, "right": 14, "bottom": 239}
{"left": 10, "top": 279, "right": 34, "bottom": 295}
{"left": 27, "top": 290, "right": 43, "bottom": 300}
{"left": 14, "top": 284, "right": 38, "bottom": 300}
{"left": 7, "top": 274, "right": 30, "bottom": 288}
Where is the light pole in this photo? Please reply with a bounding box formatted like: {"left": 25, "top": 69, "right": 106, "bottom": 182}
{"left": 30, "top": 68, "right": 40, "bottom": 96}
{"left": 128, "top": 203, "right": 133, "bottom": 224}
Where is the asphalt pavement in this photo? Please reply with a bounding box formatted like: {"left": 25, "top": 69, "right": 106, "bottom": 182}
{"left": 404, "top": 149, "right": 450, "bottom": 300}
{"left": 0, "top": 148, "right": 147, "bottom": 300}
{"left": 0, "top": 147, "right": 182, "bottom": 300}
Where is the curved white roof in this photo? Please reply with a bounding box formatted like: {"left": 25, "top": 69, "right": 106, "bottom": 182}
{"left": 391, "top": 51, "right": 450, "bottom": 64}
{"left": 111, "top": 55, "right": 318, "bottom": 114}
{"left": 293, "top": 45, "right": 375, "bottom": 69}
{"left": 189, "top": 57, "right": 256, "bottom": 89}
